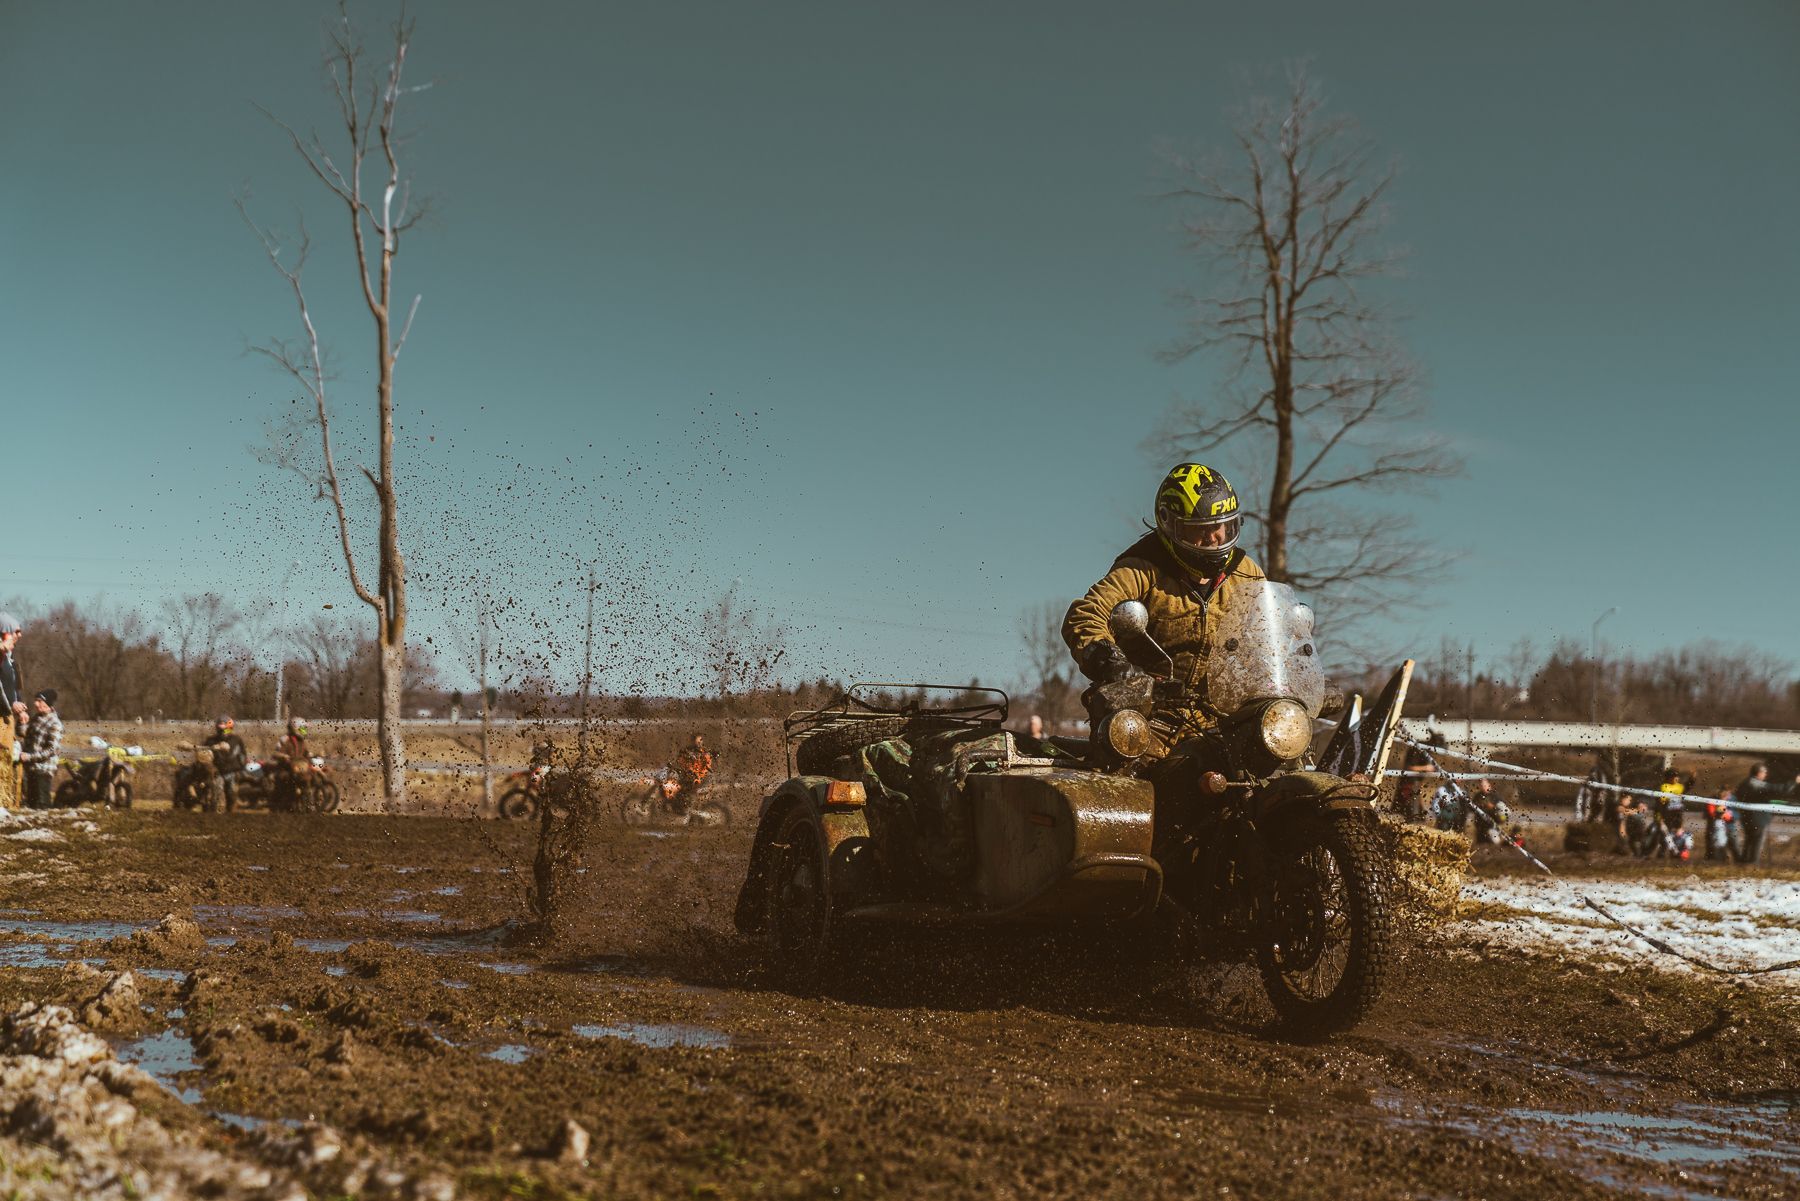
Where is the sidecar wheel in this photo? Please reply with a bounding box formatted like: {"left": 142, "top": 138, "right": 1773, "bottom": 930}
{"left": 762, "top": 807, "right": 834, "bottom": 984}
{"left": 1256, "top": 813, "right": 1392, "bottom": 1034}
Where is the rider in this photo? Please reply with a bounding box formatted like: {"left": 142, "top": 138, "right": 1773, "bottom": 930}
{"left": 672, "top": 732, "right": 713, "bottom": 797}
{"left": 272, "top": 716, "right": 311, "bottom": 809}
{"left": 1062, "top": 462, "right": 1266, "bottom": 766}
{"left": 202, "top": 715, "right": 247, "bottom": 810}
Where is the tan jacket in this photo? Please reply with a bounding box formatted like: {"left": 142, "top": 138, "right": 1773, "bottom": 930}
{"left": 1062, "top": 533, "right": 1267, "bottom": 727}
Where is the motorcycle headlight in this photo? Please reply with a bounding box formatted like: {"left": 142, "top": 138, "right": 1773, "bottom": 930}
{"left": 1259, "top": 700, "right": 1313, "bottom": 761}
{"left": 1099, "top": 709, "right": 1152, "bottom": 759}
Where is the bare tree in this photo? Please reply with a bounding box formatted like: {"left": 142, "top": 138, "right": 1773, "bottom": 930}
{"left": 1155, "top": 65, "right": 1458, "bottom": 618}
{"left": 290, "top": 613, "right": 369, "bottom": 718}
{"left": 241, "top": 4, "right": 428, "bottom": 804}
{"left": 34, "top": 601, "right": 150, "bottom": 719}
{"left": 1018, "top": 600, "right": 1078, "bottom": 727}
{"left": 160, "top": 593, "right": 242, "bottom": 719}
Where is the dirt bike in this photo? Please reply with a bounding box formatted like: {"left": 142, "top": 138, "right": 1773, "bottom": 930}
{"left": 735, "top": 580, "right": 1412, "bottom": 1034}
{"left": 269, "top": 756, "right": 340, "bottom": 814}
{"left": 172, "top": 744, "right": 226, "bottom": 812}
{"left": 55, "top": 739, "right": 139, "bottom": 809}
{"left": 498, "top": 764, "right": 551, "bottom": 819}
{"left": 622, "top": 774, "right": 730, "bottom": 828}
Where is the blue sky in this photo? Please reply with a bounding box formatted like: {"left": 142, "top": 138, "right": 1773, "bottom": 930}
{"left": 2, "top": 0, "right": 1796, "bottom": 694}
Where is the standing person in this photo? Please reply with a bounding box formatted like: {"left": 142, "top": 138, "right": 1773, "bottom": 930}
{"left": 1734, "top": 763, "right": 1795, "bottom": 866}
{"left": 18, "top": 690, "right": 62, "bottom": 810}
{"left": 1574, "top": 769, "right": 1605, "bottom": 823}
{"left": 1703, "top": 788, "right": 1738, "bottom": 863}
{"left": 0, "top": 613, "right": 23, "bottom": 810}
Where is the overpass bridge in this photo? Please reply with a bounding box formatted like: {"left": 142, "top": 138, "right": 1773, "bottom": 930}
{"left": 1407, "top": 718, "right": 1800, "bottom": 758}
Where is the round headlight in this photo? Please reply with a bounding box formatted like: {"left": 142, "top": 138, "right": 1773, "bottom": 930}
{"left": 1259, "top": 699, "right": 1313, "bottom": 761}
{"left": 1100, "top": 709, "right": 1152, "bottom": 759}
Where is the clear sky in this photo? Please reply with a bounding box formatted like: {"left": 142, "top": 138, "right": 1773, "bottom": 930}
{"left": 2, "top": 0, "right": 1797, "bottom": 695}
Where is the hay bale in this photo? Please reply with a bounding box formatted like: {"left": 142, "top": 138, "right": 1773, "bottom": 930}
{"left": 1374, "top": 814, "right": 1470, "bottom": 936}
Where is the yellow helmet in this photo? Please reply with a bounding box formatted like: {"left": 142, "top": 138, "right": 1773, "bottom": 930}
{"left": 1154, "top": 462, "right": 1242, "bottom": 575}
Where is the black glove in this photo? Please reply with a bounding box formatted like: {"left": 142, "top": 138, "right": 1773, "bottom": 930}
{"left": 1079, "top": 641, "right": 1133, "bottom": 685}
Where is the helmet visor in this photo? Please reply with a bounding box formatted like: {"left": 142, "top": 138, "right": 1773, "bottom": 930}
{"left": 1162, "top": 510, "right": 1241, "bottom": 553}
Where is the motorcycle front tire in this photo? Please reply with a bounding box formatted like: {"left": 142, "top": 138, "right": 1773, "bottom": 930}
{"left": 110, "top": 782, "right": 134, "bottom": 810}
{"left": 1255, "top": 811, "right": 1392, "bottom": 1035}
{"left": 53, "top": 781, "right": 83, "bottom": 808}
{"left": 498, "top": 788, "right": 537, "bottom": 820}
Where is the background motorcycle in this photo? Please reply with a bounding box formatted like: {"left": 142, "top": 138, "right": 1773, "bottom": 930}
{"left": 55, "top": 738, "right": 138, "bottom": 809}
{"left": 498, "top": 764, "right": 550, "bottom": 819}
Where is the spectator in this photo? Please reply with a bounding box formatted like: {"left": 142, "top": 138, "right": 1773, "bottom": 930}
{"left": 1734, "top": 763, "right": 1797, "bottom": 866}
{"left": 1430, "top": 777, "right": 1466, "bottom": 833}
{"left": 18, "top": 689, "right": 62, "bottom": 810}
{"left": 1703, "top": 788, "right": 1739, "bottom": 862}
{"left": 0, "top": 613, "right": 22, "bottom": 810}
{"left": 1665, "top": 810, "right": 1694, "bottom": 861}
{"left": 1574, "top": 769, "right": 1606, "bottom": 823}
{"left": 1027, "top": 714, "right": 1045, "bottom": 741}
{"left": 1621, "top": 794, "right": 1653, "bottom": 857}
{"left": 1398, "top": 750, "right": 1436, "bottom": 822}
{"left": 1656, "top": 769, "right": 1686, "bottom": 820}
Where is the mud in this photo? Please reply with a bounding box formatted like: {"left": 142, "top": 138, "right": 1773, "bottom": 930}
{"left": 1, "top": 806, "right": 1796, "bottom": 1200}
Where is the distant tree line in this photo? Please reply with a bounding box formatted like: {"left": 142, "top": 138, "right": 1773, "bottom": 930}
{"left": 0, "top": 595, "right": 439, "bottom": 723}
{"left": 1367, "top": 636, "right": 1800, "bottom": 729}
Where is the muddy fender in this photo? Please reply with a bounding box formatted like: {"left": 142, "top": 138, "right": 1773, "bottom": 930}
{"left": 1253, "top": 771, "right": 1374, "bottom": 829}
{"left": 733, "top": 777, "right": 872, "bottom": 935}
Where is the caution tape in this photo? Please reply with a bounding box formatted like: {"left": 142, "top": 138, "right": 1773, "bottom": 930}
{"left": 1388, "top": 744, "right": 1800, "bottom": 816}
{"left": 1397, "top": 729, "right": 1800, "bottom": 977}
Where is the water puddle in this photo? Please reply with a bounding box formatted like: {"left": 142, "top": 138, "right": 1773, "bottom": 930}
{"left": 486, "top": 1044, "right": 535, "bottom": 1064}
{"left": 0, "top": 916, "right": 153, "bottom": 942}
{"left": 480, "top": 962, "right": 533, "bottom": 975}
{"left": 115, "top": 1028, "right": 204, "bottom": 1104}
{"left": 1384, "top": 1091, "right": 1800, "bottom": 1200}
{"left": 432, "top": 885, "right": 462, "bottom": 896}
{"left": 441, "top": 979, "right": 470, "bottom": 990}
{"left": 295, "top": 938, "right": 353, "bottom": 954}
{"left": 0, "top": 944, "right": 103, "bottom": 969}
{"left": 136, "top": 967, "right": 189, "bottom": 983}
{"left": 194, "top": 904, "right": 304, "bottom": 922}
{"left": 573, "top": 1022, "right": 731, "bottom": 1050}
{"left": 323, "top": 966, "right": 347, "bottom": 977}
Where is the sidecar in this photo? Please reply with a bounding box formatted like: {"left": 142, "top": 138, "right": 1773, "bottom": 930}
{"left": 733, "top": 686, "right": 1163, "bottom": 974}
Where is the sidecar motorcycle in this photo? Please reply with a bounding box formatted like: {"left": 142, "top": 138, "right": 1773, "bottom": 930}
{"left": 735, "top": 581, "right": 1414, "bottom": 1033}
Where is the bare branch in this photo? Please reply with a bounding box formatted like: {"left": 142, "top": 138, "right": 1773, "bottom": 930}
{"left": 1154, "top": 63, "right": 1461, "bottom": 622}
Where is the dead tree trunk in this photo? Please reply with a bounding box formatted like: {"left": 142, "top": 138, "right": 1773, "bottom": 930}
{"left": 243, "top": 8, "right": 429, "bottom": 807}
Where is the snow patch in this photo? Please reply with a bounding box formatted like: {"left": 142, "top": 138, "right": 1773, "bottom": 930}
{"left": 1452, "top": 875, "right": 1800, "bottom": 984}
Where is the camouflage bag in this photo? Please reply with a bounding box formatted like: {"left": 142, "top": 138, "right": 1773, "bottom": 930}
{"left": 854, "top": 727, "right": 1009, "bottom": 887}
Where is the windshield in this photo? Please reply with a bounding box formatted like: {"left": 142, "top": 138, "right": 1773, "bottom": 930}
{"left": 1207, "top": 580, "right": 1326, "bottom": 716}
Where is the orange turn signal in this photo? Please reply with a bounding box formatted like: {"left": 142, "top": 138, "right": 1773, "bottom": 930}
{"left": 1200, "top": 771, "right": 1229, "bottom": 795}
{"left": 825, "top": 779, "right": 867, "bottom": 807}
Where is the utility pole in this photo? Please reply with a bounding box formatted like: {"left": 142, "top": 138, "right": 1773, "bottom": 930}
{"left": 577, "top": 569, "right": 596, "bottom": 764}
{"left": 1464, "top": 642, "right": 1476, "bottom": 756}
{"left": 1590, "top": 606, "right": 1619, "bottom": 725}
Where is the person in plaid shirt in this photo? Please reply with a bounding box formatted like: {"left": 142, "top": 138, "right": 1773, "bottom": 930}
{"left": 19, "top": 689, "right": 62, "bottom": 810}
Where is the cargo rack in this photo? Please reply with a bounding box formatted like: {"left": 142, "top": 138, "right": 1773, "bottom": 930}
{"left": 784, "top": 683, "right": 1008, "bottom": 774}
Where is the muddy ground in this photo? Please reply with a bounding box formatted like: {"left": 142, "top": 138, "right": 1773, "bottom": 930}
{"left": 0, "top": 797, "right": 1795, "bottom": 1200}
